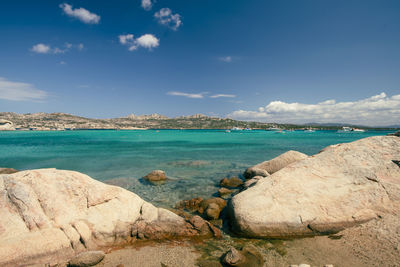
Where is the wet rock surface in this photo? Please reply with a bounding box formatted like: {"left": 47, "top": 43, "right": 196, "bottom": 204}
{"left": 143, "top": 170, "right": 167, "bottom": 184}
{"left": 219, "top": 177, "right": 243, "bottom": 188}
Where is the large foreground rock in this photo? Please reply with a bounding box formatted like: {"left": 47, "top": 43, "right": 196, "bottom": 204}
{"left": 0, "top": 169, "right": 219, "bottom": 266}
{"left": 230, "top": 136, "right": 400, "bottom": 238}
{"left": 243, "top": 150, "right": 308, "bottom": 179}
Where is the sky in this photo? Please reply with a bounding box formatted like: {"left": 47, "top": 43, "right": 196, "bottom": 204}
{"left": 0, "top": 0, "right": 399, "bottom": 126}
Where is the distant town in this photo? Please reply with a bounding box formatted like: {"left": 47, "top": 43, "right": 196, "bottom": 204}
{"left": 0, "top": 112, "right": 397, "bottom": 131}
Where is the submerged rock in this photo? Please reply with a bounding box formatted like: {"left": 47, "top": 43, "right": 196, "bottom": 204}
{"left": 143, "top": 170, "right": 167, "bottom": 184}
{"left": 220, "top": 177, "right": 243, "bottom": 188}
{"left": 0, "top": 169, "right": 219, "bottom": 266}
{"left": 218, "top": 187, "right": 234, "bottom": 197}
{"left": 230, "top": 136, "right": 400, "bottom": 238}
{"left": 176, "top": 197, "right": 227, "bottom": 220}
{"left": 175, "top": 197, "right": 204, "bottom": 212}
{"left": 244, "top": 150, "right": 308, "bottom": 179}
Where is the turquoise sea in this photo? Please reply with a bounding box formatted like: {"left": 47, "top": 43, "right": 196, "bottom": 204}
{"left": 0, "top": 129, "right": 394, "bottom": 207}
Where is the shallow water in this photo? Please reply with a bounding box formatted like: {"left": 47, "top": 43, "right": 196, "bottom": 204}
{"left": 0, "top": 129, "right": 393, "bottom": 207}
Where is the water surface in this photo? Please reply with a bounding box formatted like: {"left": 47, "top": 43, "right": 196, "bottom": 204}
{"left": 0, "top": 129, "right": 392, "bottom": 207}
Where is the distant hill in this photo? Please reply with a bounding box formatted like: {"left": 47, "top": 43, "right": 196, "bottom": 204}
{"left": 0, "top": 112, "right": 272, "bottom": 130}
{"left": 0, "top": 112, "right": 397, "bottom": 130}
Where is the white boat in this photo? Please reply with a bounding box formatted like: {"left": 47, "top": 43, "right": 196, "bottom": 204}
{"left": 266, "top": 127, "right": 281, "bottom": 131}
{"left": 337, "top": 126, "right": 365, "bottom": 133}
{"left": 352, "top": 128, "right": 366, "bottom": 132}
{"left": 337, "top": 126, "right": 352, "bottom": 133}
{"left": 230, "top": 127, "right": 243, "bottom": 131}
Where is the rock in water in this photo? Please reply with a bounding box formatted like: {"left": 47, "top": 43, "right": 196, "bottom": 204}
{"left": 230, "top": 136, "right": 400, "bottom": 238}
{"left": 218, "top": 187, "right": 234, "bottom": 197}
{"left": 244, "top": 150, "right": 307, "bottom": 179}
{"left": 0, "top": 169, "right": 219, "bottom": 266}
{"left": 68, "top": 251, "right": 105, "bottom": 267}
{"left": 220, "top": 177, "right": 243, "bottom": 188}
{"left": 143, "top": 170, "right": 167, "bottom": 184}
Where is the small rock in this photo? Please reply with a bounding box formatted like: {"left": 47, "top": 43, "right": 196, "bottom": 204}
{"left": 0, "top": 168, "right": 18, "bottom": 174}
{"left": 298, "top": 264, "right": 311, "bottom": 267}
{"left": 175, "top": 197, "right": 204, "bottom": 212}
{"left": 199, "top": 198, "right": 226, "bottom": 214}
{"left": 68, "top": 251, "right": 105, "bottom": 267}
{"left": 205, "top": 203, "right": 222, "bottom": 220}
{"left": 143, "top": 170, "right": 167, "bottom": 184}
{"left": 218, "top": 187, "right": 234, "bottom": 197}
{"left": 222, "top": 247, "right": 245, "bottom": 266}
{"left": 241, "top": 244, "right": 264, "bottom": 267}
{"left": 220, "top": 177, "right": 243, "bottom": 188}
{"left": 324, "top": 265, "right": 334, "bottom": 267}
{"left": 222, "top": 245, "right": 264, "bottom": 267}
{"left": 116, "top": 264, "right": 125, "bottom": 267}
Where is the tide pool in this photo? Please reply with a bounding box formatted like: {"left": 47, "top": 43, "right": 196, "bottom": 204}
{"left": 0, "top": 129, "right": 393, "bottom": 207}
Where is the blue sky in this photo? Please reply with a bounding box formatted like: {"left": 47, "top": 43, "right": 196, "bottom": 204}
{"left": 0, "top": 0, "right": 399, "bottom": 125}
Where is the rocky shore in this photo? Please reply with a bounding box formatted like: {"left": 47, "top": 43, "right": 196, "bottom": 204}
{"left": 0, "top": 135, "right": 399, "bottom": 266}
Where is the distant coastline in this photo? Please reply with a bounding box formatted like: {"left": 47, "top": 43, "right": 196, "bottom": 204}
{"left": 0, "top": 112, "right": 398, "bottom": 131}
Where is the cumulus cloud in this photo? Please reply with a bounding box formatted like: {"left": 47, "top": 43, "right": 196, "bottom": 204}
{"left": 31, "top": 43, "right": 84, "bottom": 54}
{"left": 60, "top": 3, "right": 100, "bottom": 24}
{"left": 228, "top": 92, "right": 400, "bottom": 126}
{"left": 219, "top": 56, "right": 232, "bottom": 63}
{"left": 154, "top": 8, "right": 182, "bottom": 30}
{"left": 31, "top": 44, "right": 51, "bottom": 54}
{"left": 0, "top": 77, "right": 47, "bottom": 101}
{"left": 141, "top": 0, "right": 153, "bottom": 11}
{"left": 210, "top": 94, "right": 236, "bottom": 98}
{"left": 119, "top": 33, "right": 159, "bottom": 51}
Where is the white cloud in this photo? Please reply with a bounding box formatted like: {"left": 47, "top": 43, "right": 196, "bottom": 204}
{"left": 136, "top": 34, "right": 159, "bottom": 49}
{"left": 59, "top": 61, "right": 67, "bottom": 65}
{"left": 31, "top": 44, "right": 51, "bottom": 54}
{"left": 228, "top": 92, "right": 400, "bottom": 126}
{"left": 167, "top": 91, "right": 206, "bottom": 99}
{"left": 210, "top": 94, "right": 236, "bottom": 98}
{"left": 167, "top": 92, "right": 237, "bottom": 99}
{"left": 141, "top": 0, "right": 153, "bottom": 11}
{"left": 0, "top": 77, "right": 47, "bottom": 101}
{"left": 219, "top": 56, "right": 232, "bottom": 63}
{"left": 59, "top": 3, "right": 100, "bottom": 24}
{"left": 154, "top": 8, "right": 182, "bottom": 30}
{"left": 119, "top": 33, "right": 159, "bottom": 51}
{"left": 31, "top": 43, "right": 84, "bottom": 54}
